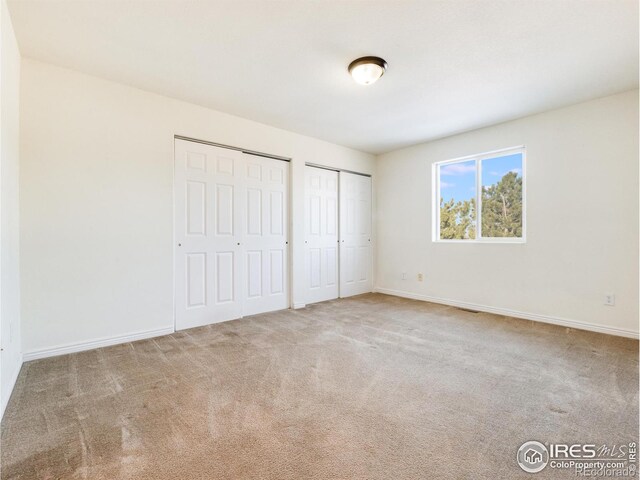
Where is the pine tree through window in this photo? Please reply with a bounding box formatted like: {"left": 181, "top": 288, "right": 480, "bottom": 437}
{"left": 434, "top": 147, "right": 525, "bottom": 242}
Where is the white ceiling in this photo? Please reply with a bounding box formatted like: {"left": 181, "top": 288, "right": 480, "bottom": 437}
{"left": 7, "top": 0, "right": 639, "bottom": 154}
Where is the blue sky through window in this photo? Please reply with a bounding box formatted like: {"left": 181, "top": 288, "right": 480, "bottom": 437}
{"left": 481, "top": 153, "right": 523, "bottom": 191}
{"left": 440, "top": 153, "right": 522, "bottom": 202}
{"left": 439, "top": 159, "right": 475, "bottom": 203}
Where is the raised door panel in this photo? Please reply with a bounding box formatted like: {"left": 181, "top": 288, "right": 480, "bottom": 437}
{"left": 186, "top": 182, "right": 206, "bottom": 236}
{"left": 309, "top": 248, "right": 321, "bottom": 288}
{"left": 246, "top": 188, "right": 262, "bottom": 236}
{"left": 269, "top": 190, "right": 284, "bottom": 236}
{"left": 326, "top": 197, "right": 337, "bottom": 236}
{"left": 186, "top": 253, "right": 207, "bottom": 308}
{"left": 215, "top": 184, "right": 235, "bottom": 236}
{"left": 325, "top": 246, "right": 338, "bottom": 287}
{"left": 246, "top": 250, "right": 262, "bottom": 298}
{"left": 269, "top": 249, "right": 284, "bottom": 295}
{"left": 215, "top": 251, "right": 236, "bottom": 303}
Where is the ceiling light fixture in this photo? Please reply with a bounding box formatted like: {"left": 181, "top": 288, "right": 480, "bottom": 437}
{"left": 348, "top": 56, "right": 388, "bottom": 85}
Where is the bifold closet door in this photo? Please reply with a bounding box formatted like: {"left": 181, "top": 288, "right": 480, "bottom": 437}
{"left": 304, "top": 166, "right": 339, "bottom": 304}
{"left": 175, "top": 139, "right": 289, "bottom": 331}
{"left": 339, "top": 172, "right": 373, "bottom": 297}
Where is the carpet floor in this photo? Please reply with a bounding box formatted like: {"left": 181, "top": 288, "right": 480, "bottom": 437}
{"left": 1, "top": 293, "right": 638, "bottom": 479}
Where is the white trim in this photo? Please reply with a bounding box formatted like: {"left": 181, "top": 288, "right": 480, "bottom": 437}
{"left": 172, "top": 138, "right": 177, "bottom": 334}
{"left": 435, "top": 237, "right": 526, "bottom": 244}
{"left": 374, "top": 287, "right": 639, "bottom": 339}
{"left": 477, "top": 153, "right": 483, "bottom": 238}
{"left": 1, "top": 354, "right": 23, "bottom": 419}
{"left": 288, "top": 156, "right": 294, "bottom": 311}
{"left": 23, "top": 327, "right": 175, "bottom": 361}
{"left": 431, "top": 163, "right": 438, "bottom": 242}
{"left": 436, "top": 145, "right": 526, "bottom": 166}
{"left": 293, "top": 302, "right": 306, "bottom": 309}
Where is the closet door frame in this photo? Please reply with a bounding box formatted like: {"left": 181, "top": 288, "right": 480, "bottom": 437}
{"left": 174, "top": 136, "right": 292, "bottom": 331}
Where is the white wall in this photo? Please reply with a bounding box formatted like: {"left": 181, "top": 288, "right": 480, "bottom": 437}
{"left": 1, "top": 0, "right": 22, "bottom": 416}
{"left": 376, "top": 90, "right": 639, "bottom": 338}
{"left": 20, "top": 59, "right": 375, "bottom": 358}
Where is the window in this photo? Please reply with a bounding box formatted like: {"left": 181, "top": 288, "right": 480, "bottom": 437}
{"left": 433, "top": 147, "right": 525, "bottom": 242}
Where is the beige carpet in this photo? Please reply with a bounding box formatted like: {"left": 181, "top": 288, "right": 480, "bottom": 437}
{"left": 1, "top": 293, "right": 638, "bottom": 479}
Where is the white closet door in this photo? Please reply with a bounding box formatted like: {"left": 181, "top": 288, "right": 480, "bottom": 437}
{"left": 175, "top": 139, "right": 243, "bottom": 330}
{"left": 339, "top": 172, "right": 372, "bottom": 297}
{"left": 304, "top": 166, "right": 339, "bottom": 304}
{"left": 242, "top": 154, "right": 289, "bottom": 316}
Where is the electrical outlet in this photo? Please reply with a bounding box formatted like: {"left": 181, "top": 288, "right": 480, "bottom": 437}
{"left": 401, "top": 272, "right": 407, "bottom": 280}
{"left": 417, "top": 273, "right": 424, "bottom": 282}
{"left": 604, "top": 293, "right": 615, "bottom": 306}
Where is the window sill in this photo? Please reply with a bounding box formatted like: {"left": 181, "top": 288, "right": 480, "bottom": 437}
{"left": 433, "top": 238, "right": 526, "bottom": 244}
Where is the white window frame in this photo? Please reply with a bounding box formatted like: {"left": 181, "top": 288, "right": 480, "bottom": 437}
{"left": 432, "top": 146, "right": 526, "bottom": 244}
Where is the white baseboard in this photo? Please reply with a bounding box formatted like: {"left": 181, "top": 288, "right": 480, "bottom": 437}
{"left": 1, "top": 354, "right": 23, "bottom": 419}
{"left": 23, "top": 326, "right": 175, "bottom": 362}
{"left": 374, "top": 287, "right": 639, "bottom": 339}
{"left": 293, "top": 303, "right": 306, "bottom": 309}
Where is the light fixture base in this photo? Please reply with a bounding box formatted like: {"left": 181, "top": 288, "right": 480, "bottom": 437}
{"left": 348, "top": 56, "right": 388, "bottom": 85}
